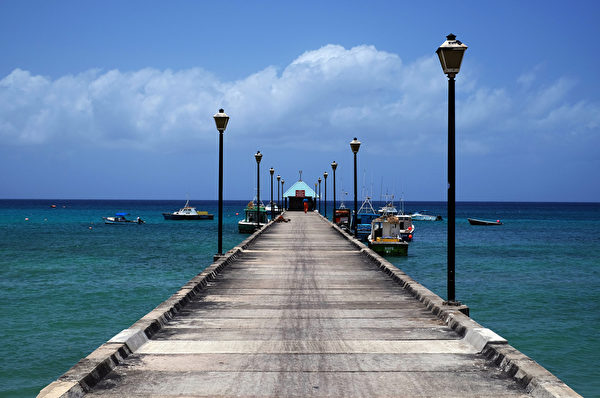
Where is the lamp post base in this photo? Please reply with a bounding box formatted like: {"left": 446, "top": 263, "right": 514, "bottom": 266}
{"left": 213, "top": 253, "right": 226, "bottom": 262}
{"left": 443, "top": 300, "right": 469, "bottom": 316}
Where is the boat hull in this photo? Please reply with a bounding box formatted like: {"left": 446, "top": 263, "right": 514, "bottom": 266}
{"left": 103, "top": 218, "right": 144, "bottom": 225}
{"left": 468, "top": 218, "right": 502, "bottom": 226}
{"left": 238, "top": 221, "right": 266, "bottom": 233}
{"left": 400, "top": 232, "right": 414, "bottom": 242}
{"left": 368, "top": 240, "right": 408, "bottom": 256}
{"left": 411, "top": 214, "right": 442, "bottom": 221}
{"left": 356, "top": 224, "right": 372, "bottom": 242}
{"left": 162, "top": 213, "right": 213, "bottom": 220}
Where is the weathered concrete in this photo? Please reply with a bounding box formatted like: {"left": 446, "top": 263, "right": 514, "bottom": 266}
{"left": 39, "top": 211, "right": 581, "bottom": 398}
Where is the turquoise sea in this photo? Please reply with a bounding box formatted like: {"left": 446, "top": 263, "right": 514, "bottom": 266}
{"left": 0, "top": 200, "right": 598, "bottom": 397}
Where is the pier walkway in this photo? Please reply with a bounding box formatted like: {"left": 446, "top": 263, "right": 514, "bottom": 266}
{"left": 40, "top": 211, "right": 580, "bottom": 397}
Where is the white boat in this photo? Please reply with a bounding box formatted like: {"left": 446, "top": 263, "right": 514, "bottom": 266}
{"left": 368, "top": 214, "right": 409, "bottom": 256}
{"left": 410, "top": 211, "right": 443, "bottom": 221}
{"left": 103, "top": 213, "right": 144, "bottom": 225}
{"left": 377, "top": 194, "right": 403, "bottom": 216}
{"left": 378, "top": 202, "right": 399, "bottom": 216}
{"left": 162, "top": 200, "right": 213, "bottom": 220}
{"left": 396, "top": 214, "right": 415, "bottom": 241}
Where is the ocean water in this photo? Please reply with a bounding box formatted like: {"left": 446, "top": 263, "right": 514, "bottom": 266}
{"left": 0, "top": 200, "right": 598, "bottom": 397}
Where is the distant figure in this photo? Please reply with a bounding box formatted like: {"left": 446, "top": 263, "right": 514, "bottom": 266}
{"left": 303, "top": 198, "right": 309, "bottom": 214}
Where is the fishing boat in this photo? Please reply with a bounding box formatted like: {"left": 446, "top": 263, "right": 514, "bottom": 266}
{"left": 334, "top": 207, "right": 351, "bottom": 230}
{"left": 238, "top": 201, "right": 268, "bottom": 233}
{"left": 103, "top": 213, "right": 145, "bottom": 225}
{"left": 355, "top": 197, "right": 379, "bottom": 241}
{"left": 377, "top": 195, "right": 415, "bottom": 241}
{"left": 367, "top": 214, "right": 409, "bottom": 256}
{"left": 410, "top": 211, "right": 443, "bottom": 221}
{"left": 378, "top": 202, "right": 399, "bottom": 216}
{"left": 468, "top": 218, "right": 503, "bottom": 226}
{"left": 377, "top": 194, "right": 401, "bottom": 216}
{"left": 162, "top": 200, "right": 213, "bottom": 220}
{"left": 396, "top": 214, "right": 415, "bottom": 241}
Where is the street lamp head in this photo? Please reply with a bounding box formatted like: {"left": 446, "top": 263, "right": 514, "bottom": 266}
{"left": 436, "top": 34, "right": 468, "bottom": 77}
{"left": 277, "top": 174, "right": 281, "bottom": 181}
{"left": 318, "top": 177, "right": 321, "bottom": 183}
{"left": 350, "top": 137, "right": 361, "bottom": 154}
{"left": 269, "top": 167, "right": 274, "bottom": 175}
{"left": 281, "top": 179, "right": 285, "bottom": 184}
{"left": 255, "top": 151, "right": 262, "bottom": 164}
{"left": 331, "top": 161, "right": 338, "bottom": 171}
{"left": 213, "top": 108, "right": 229, "bottom": 133}
{"left": 323, "top": 171, "right": 328, "bottom": 179}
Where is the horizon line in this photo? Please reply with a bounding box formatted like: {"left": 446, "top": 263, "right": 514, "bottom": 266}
{"left": 1, "top": 198, "right": 599, "bottom": 205}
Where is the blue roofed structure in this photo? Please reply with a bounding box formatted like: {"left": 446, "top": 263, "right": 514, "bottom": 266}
{"left": 283, "top": 180, "right": 316, "bottom": 199}
{"left": 282, "top": 178, "right": 317, "bottom": 211}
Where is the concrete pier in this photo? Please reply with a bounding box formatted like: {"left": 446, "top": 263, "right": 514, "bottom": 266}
{"left": 39, "top": 211, "right": 581, "bottom": 397}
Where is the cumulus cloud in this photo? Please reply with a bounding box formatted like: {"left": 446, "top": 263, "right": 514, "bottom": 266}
{"left": 0, "top": 44, "right": 598, "bottom": 158}
{"left": 0, "top": 67, "right": 223, "bottom": 150}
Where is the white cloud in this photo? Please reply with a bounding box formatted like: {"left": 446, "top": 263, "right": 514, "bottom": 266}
{"left": 0, "top": 45, "right": 598, "bottom": 161}
{"left": 525, "top": 77, "right": 576, "bottom": 116}
{"left": 536, "top": 100, "right": 600, "bottom": 134}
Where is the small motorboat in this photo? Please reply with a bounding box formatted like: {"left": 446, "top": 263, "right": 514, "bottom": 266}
{"left": 377, "top": 194, "right": 406, "bottom": 217}
{"left": 410, "top": 211, "right": 443, "bottom": 221}
{"left": 238, "top": 201, "right": 268, "bottom": 233}
{"left": 103, "top": 213, "right": 145, "bottom": 225}
{"left": 163, "top": 200, "right": 214, "bottom": 220}
{"left": 334, "top": 207, "right": 351, "bottom": 231}
{"left": 468, "top": 218, "right": 503, "bottom": 226}
{"left": 367, "top": 214, "right": 410, "bottom": 256}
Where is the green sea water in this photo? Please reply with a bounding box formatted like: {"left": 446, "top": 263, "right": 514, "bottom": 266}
{"left": 0, "top": 200, "right": 598, "bottom": 397}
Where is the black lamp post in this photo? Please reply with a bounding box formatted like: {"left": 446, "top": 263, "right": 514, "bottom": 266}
{"left": 436, "top": 33, "right": 467, "bottom": 304}
{"left": 281, "top": 179, "right": 285, "bottom": 210}
{"left": 331, "top": 161, "right": 337, "bottom": 221}
{"left": 350, "top": 138, "right": 361, "bottom": 237}
{"left": 318, "top": 177, "right": 322, "bottom": 214}
{"left": 269, "top": 167, "right": 274, "bottom": 220}
{"left": 323, "top": 172, "right": 328, "bottom": 218}
{"left": 276, "top": 174, "right": 281, "bottom": 214}
{"left": 213, "top": 109, "right": 229, "bottom": 256}
{"left": 314, "top": 182, "right": 318, "bottom": 211}
{"left": 255, "top": 151, "right": 262, "bottom": 230}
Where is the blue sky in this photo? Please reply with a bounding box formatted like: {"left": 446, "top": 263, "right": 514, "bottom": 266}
{"left": 1, "top": 1, "right": 598, "bottom": 201}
